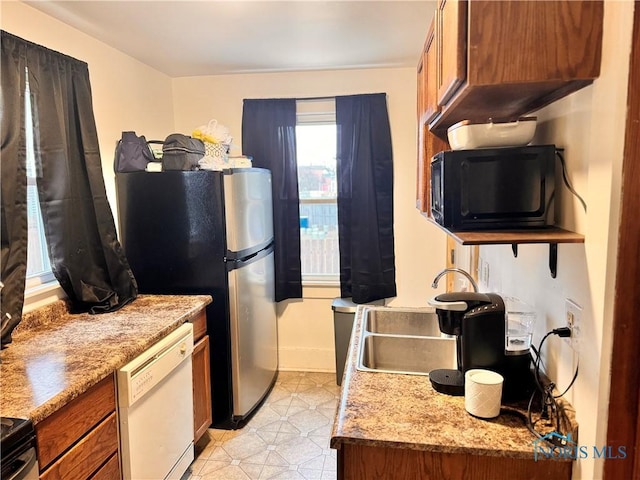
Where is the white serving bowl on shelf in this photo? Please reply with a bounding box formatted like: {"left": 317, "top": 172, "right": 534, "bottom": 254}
{"left": 447, "top": 117, "right": 537, "bottom": 150}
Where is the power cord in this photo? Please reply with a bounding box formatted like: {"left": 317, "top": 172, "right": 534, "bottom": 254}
{"left": 555, "top": 148, "right": 587, "bottom": 213}
{"left": 526, "top": 327, "right": 579, "bottom": 446}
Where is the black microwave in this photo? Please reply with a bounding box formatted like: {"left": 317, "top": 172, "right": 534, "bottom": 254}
{"left": 430, "top": 145, "right": 556, "bottom": 230}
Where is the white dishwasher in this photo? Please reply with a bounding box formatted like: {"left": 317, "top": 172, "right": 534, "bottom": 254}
{"left": 117, "top": 323, "right": 194, "bottom": 480}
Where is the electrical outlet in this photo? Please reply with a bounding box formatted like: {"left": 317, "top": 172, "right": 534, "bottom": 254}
{"left": 565, "top": 299, "right": 582, "bottom": 351}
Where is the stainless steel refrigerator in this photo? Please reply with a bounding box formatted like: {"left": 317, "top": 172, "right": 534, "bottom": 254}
{"left": 115, "top": 168, "right": 278, "bottom": 429}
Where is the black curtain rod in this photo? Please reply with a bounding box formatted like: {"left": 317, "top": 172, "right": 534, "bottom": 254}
{"left": 245, "top": 93, "right": 386, "bottom": 103}
{"left": 297, "top": 93, "right": 386, "bottom": 102}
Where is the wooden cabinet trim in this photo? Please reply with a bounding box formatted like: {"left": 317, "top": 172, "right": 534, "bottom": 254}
{"left": 416, "top": 122, "right": 430, "bottom": 213}
{"left": 190, "top": 309, "right": 207, "bottom": 342}
{"left": 40, "top": 412, "right": 118, "bottom": 480}
{"left": 415, "top": 133, "right": 449, "bottom": 215}
{"left": 193, "top": 334, "right": 212, "bottom": 443}
{"left": 36, "top": 374, "right": 116, "bottom": 469}
{"left": 604, "top": 5, "right": 640, "bottom": 478}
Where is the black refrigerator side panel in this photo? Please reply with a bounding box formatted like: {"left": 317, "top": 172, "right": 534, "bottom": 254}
{"left": 115, "top": 170, "right": 234, "bottom": 427}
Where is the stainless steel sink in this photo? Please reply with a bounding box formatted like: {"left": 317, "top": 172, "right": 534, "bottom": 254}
{"left": 357, "top": 334, "right": 456, "bottom": 375}
{"left": 364, "top": 307, "right": 442, "bottom": 336}
{"left": 356, "top": 307, "right": 457, "bottom": 376}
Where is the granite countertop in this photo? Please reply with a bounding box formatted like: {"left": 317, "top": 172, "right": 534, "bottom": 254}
{"left": 0, "top": 294, "right": 211, "bottom": 424}
{"left": 330, "top": 305, "right": 577, "bottom": 460}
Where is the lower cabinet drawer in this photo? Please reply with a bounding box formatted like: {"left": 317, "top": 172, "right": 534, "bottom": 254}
{"left": 90, "top": 452, "right": 121, "bottom": 480}
{"left": 37, "top": 375, "right": 116, "bottom": 469}
{"left": 40, "top": 412, "right": 118, "bottom": 480}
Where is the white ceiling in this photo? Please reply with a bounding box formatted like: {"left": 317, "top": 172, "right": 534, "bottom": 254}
{"left": 25, "top": 1, "right": 437, "bottom": 78}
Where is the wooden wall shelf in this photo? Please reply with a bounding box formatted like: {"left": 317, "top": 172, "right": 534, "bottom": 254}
{"left": 428, "top": 219, "right": 584, "bottom": 245}
{"left": 447, "top": 227, "right": 584, "bottom": 246}
{"left": 427, "top": 219, "right": 585, "bottom": 278}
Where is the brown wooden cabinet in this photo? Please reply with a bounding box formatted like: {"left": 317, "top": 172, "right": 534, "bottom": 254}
{"left": 36, "top": 374, "right": 120, "bottom": 480}
{"left": 424, "top": 0, "right": 603, "bottom": 134}
{"left": 416, "top": 0, "right": 601, "bottom": 249}
{"left": 190, "top": 309, "right": 212, "bottom": 443}
{"left": 338, "top": 443, "right": 571, "bottom": 480}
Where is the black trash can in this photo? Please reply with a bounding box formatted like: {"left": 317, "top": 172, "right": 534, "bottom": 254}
{"left": 332, "top": 297, "right": 385, "bottom": 385}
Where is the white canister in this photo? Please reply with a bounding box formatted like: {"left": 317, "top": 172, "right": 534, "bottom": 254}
{"left": 464, "top": 369, "right": 504, "bottom": 418}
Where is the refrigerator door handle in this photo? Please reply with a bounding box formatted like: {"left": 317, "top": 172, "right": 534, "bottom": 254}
{"left": 226, "top": 239, "right": 274, "bottom": 261}
{"left": 227, "top": 243, "right": 274, "bottom": 272}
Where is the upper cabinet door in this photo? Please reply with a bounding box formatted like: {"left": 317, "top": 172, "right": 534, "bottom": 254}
{"left": 467, "top": 1, "right": 602, "bottom": 85}
{"left": 437, "top": 0, "right": 467, "bottom": 106}
{"left": 424, "top": 21, "right": 440, "bottom": 124}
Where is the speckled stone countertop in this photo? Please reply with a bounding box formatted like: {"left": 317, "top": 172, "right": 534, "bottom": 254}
{"left": 0, "top": 294, "right": 211, "bottom": 424}
{"left": 330, "top": 306, "right": 577, "bottom": 460}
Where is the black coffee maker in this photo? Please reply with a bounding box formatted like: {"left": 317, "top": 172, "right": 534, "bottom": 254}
{"left": 428, "top": 292, "right": 533, "bottom": 400}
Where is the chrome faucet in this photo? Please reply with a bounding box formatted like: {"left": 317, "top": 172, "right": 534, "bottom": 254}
{"left": 431, "top": 268, "right": 479, "bottom": 293}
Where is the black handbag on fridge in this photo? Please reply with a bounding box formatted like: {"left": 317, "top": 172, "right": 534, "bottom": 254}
{"left": 161, "top": 134, "right": 205, "bottom": 171}
{"left": 114, "top": 131, "right": 155, "bottom": 172}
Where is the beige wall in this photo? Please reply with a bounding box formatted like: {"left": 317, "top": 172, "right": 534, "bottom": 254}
{"left": 0, "top": 1, "right": 175, "bottom": 214}
{"left": 1, "top": 1, "right": 175, "bottom": 310}
{"left": 172, "top": 68, "right": 447, "bottom": 371}
{"left": 469, "top": 2, "right": 633, "bottom": 479}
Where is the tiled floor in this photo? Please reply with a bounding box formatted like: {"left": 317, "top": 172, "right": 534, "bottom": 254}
{"left": 186, "top": 371, "right": 340, "bottom": 480}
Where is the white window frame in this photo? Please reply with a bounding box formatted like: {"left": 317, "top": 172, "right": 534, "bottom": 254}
{"left": 296, "top": 98, "right": 340, "bottom": 286}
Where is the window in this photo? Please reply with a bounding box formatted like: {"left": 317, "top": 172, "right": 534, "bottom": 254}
{"left": 296, "top": 99, "right": 339, "bottom": 284}
{"left": 24, "top": 73, "right": 57, "bottom": 290}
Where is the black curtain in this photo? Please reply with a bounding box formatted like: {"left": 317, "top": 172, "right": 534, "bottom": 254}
{"left": 336, "top": 93, "right": 396, "bottom": 303}
{"left": 0, "top": 32, "right": 29, "bottom": 344}
{"left": 1, "top": 31, "right": 137, "bottom": 344}
{"left": 242, "top": 98, "right": 302, "bottom": 302}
